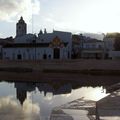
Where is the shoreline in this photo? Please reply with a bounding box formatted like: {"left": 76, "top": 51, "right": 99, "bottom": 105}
{"left": 1, "top": 67, "right": 120, "bottom": 75}
{"left": 0, "top": 59, "right": 119, "bottom": 82}
{"left": 0, "top": 72, "right": 120, "bottom": 83}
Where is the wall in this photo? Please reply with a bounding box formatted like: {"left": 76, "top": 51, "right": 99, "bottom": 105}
{"left": 109, "top": 51, "right": 120, "bottom": 59}
{"left": 3, "top": 46, "right": 70, "bottom": 60}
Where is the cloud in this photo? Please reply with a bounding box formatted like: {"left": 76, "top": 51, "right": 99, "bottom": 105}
{"left": 39, "top": 0, "right": 120, "bottom": 33}
{"left": 0, "top": 96, "right": 40, "bottom": 120}
{"left": 0, "top": 0, "right": 40, "bottom": 22}
{"left": 0, "top": 33, "right": 3, "bottom": 37}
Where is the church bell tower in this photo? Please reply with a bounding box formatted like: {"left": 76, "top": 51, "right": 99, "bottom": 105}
{"left": 16, "top": 16, "right": 27, "bottom": 37}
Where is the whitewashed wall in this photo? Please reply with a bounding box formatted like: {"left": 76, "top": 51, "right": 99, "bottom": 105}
{"left": 83, "top": 42, "right": 104, "bottom": 49}
{"left": 3, "top": 46, "right": 70, "bottom": 60}
{"left": 109, "top": 51, "right": 120, "bottom": 59}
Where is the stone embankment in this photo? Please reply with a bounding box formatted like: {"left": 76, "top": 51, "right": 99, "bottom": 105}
{"left": 0, "top": 59, "right": 120, "bottom": 82}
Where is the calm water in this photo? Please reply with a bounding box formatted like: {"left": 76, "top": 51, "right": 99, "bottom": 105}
{"left": 0, "top": 81, "right": 110, "bottom": 120}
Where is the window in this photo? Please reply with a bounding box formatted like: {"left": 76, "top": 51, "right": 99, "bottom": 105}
{"left": 98, "top": 45, "right": 102, "bottom": 48}
{"left": 43, "top": 54, "right": 47, "bottom": 59}
{"left": 17, "top": 54, "right": 22, "bottom": 60}
{"left": 48, "top": 55, "right": 51, "bottom": 59}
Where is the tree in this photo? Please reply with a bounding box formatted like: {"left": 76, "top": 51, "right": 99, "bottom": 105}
{"left": 114, "top": 34, "right": 120, "bottom": 51}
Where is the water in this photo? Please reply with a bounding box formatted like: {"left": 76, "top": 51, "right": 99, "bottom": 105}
{"left": 0, "top": 81, "right": 110, "bottom": 120}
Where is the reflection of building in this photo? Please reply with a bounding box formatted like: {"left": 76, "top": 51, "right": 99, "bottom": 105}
{"left": 15, "top": 83, "right": 35, "bottom": 105}
{"left": 3, "top": 17, "right": 72, "bottom": 60}
{"left": 14, "top": 82, "right": 72, "bottom": 104}
{"left": 37, "top": 83, "right": 72, "bottom": 96}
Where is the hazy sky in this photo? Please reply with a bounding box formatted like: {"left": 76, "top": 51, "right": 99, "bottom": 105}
{"left": 0, "top": 0, "right": 120, "bottom": 37}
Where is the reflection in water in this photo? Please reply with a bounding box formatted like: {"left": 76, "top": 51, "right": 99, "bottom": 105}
{"left": 15, "top": 83, "right": 36, "bottom": 105}
{"left": 0, "top": 81, "right": 118, "bottom": 120}
{"left": 15, "top": 82, "right": 73, "bottom": 105}
{"left": 14, "top": 81, "right": 110, "bottom": 105}
{"left": 13, "top": 81, "right": 109, "bottom": 120}
{"left": 0, "top": 96, "right": 40, "bottom": 120}
{"left": 37, "top": 83, "right": 72, "bottom": 96}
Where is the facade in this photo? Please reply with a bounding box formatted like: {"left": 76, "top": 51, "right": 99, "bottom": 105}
{"left": 103, "top": 33, "right": 120, "bottom": 59}
{"left": 72, "top": 34, "right": 104, "bottom": 59}
{"left": 3, "top": 17, "right": 72, "bottom": 60}
{"left": 3, "top": 17, "right": 119, "bottom": 60}
{"left": 72, "top": 34, "right": 83, "bottom": 58}
{"left": 81, "top": 39, "right": 104, "bottom": 59}
{"left": 0, "top": 37, "right": 14, "bottom": 59}
{"left": 109, "top": 51, "right": 120, "bottom": 59}
{"left": 103, "top": 35, "right": 115, "bottom": 59}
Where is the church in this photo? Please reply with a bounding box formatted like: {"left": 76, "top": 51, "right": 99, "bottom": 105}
{"left": 3, "top": 17, "right": 72, "bottom": 60}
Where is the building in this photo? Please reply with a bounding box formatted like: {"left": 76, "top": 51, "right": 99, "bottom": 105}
{"left": 0, "top": 37, "right": 14, "bottom": 59}
{"left": 81, "top": 38, "right": 104, "bottom": 59}
{"left": 72, "top": 34, "right": 104, "bottom": 59}
{"left": 3, "top": 17, "right": 72, "bottom": 60}
{"left": 81, "top": 39, "right": 104, "bottom": 59}
{"left": 72, "top": 34, "right": 83, "bottom": 58}
{"left": 103, "top": 33, "right": 120, "bottom": 59}
{"left": 103, "top": 34, "right": 115, "bottom": 59}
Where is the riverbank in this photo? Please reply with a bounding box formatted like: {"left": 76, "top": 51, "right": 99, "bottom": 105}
{"left": 0, "top": 59, "right": 120, "bottom": 82}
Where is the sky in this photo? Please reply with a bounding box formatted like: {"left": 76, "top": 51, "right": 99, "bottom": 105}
{"left": 0, "top": 0, "right": 120, "bottom": 38}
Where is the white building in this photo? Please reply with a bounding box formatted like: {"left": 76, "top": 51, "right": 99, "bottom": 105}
{"left": 3, "top": 17, "right": 72, "bottom": 60}
{"left": 81, "top": 39, "right": 104, "bottom": 59}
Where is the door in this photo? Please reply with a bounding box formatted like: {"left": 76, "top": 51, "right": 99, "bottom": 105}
{"left": 17, "top": 54, "right": 22, "bottom": 60}
{"left": 43, "top": 54, "right": 47, "bottom": 59}
{"left": 54, "top": 48, "right": 60, "bottom": 59}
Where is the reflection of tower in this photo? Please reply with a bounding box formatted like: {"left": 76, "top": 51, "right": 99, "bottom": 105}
{"left": 16, "top": 89, "right": 27, "bottom": 105}
{"left": 16, "top": 16, "right": 27, "bottom": 37}
{"left": 15, "top": 82, "right": 36, "bottom": 105}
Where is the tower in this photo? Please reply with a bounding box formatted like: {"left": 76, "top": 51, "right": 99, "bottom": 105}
{"left": 16, "top": 16, "right": 27, "bottom": 37}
